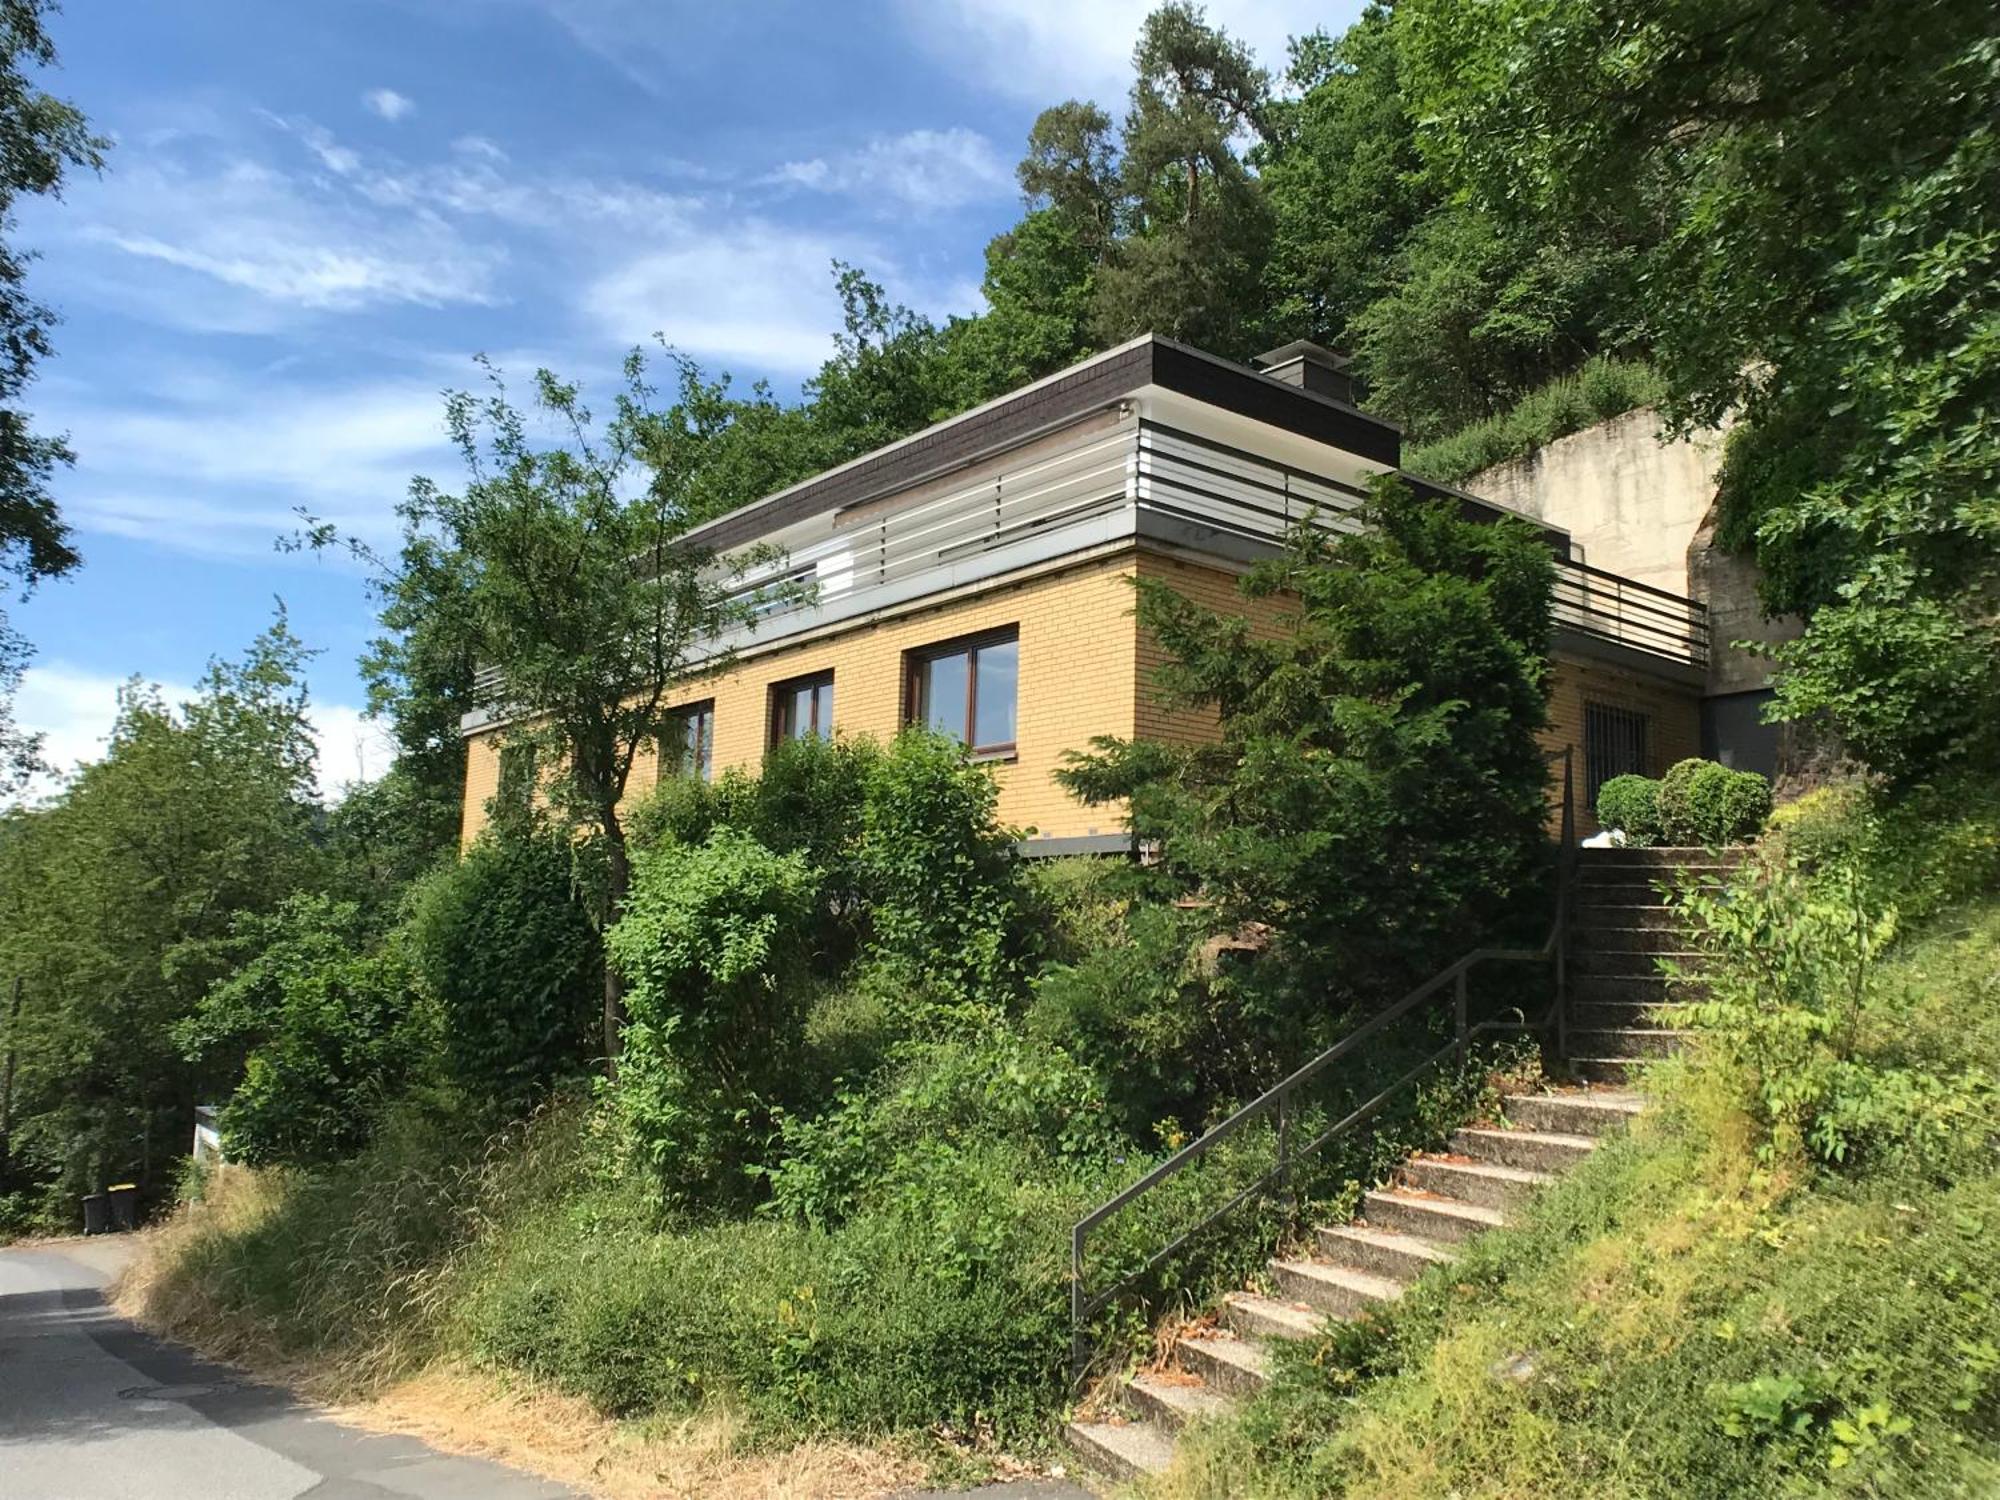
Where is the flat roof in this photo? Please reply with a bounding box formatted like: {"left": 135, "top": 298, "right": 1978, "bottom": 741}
{"left": 679, "top": 334, "right": 1406, "bottom": 553}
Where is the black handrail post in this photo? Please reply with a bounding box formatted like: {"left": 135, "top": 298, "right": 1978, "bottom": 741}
{"left": 1556, "top": 745, "right": 1575, "bottom": 1064}
{"left": 1071, "top": 1221, "right": 1088, "bottom": 1387}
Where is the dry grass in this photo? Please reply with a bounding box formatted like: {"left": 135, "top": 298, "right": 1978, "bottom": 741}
{"left": 114, "top": 1173, "right": 928, "bottom": 1500}
{"left": 329, "top": 1364, "right": 925, "bottom": 1500}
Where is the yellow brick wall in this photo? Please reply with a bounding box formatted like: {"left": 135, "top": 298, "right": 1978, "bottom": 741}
{"left": 1542, "top": 652, "right": 1702, "bottom": 835}
{"left": 461, "top": 552, "right": 1147, "bottom": 845}
{"left": 460, "top": 548, "right": 1704, "bottom": 848}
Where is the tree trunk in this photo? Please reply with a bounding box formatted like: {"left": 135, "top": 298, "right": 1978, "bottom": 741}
{"left": 600, "top": 809, "right": 631, "bottom": 1078}
{"left": 0, "top": 975, "right": 20, "bottom": 1177}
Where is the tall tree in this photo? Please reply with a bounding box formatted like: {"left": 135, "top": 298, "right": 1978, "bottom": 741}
{"left": 0, "top": 620, "right": 322, "bottom": 1203}
{"left": 380, "top": 351, "right": 774, "bottom": 1067}
{"left": 1093, "top": 2, "right": 1273, "bottom": 354}
{"left": 0, "top": 1, "right": 105, "bottom": 786}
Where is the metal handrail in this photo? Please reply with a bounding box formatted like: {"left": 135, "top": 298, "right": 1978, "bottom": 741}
{"left": 1068, "top": 747, "right": 1577, "bottom": 1380}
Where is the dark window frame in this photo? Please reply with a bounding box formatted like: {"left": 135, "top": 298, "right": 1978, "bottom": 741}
{"left": 769, "top": 670, "right": 835, "bottom": 746}
{"left": 1584, "top": 701, "right": 1651, "bottom": 803}
{"left": 661, "top": 699, "right": 716, "bottom": 782}
{"left": 904, "top": 625, "right": 1020, "bottom": 761}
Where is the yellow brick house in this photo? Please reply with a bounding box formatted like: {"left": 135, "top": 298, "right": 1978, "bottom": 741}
{"left": 460, "top": 337, "right": 1712, "bottom": 848}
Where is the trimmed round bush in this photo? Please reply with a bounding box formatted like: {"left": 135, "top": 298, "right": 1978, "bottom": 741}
{"left": 1708, "top": 767, "right": 1773, "bottom": 844}
{"left": 1596, "top": 774, "right": 1661, "bottom": 846}
{"left": 1654, "top": 758, "right": 1710, "bottom": 845}
{"left": 1656, "top": 758, "right": 1771, "bottom": 845}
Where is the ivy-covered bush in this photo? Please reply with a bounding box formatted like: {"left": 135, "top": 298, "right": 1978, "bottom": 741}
{"left": 1656, "top": 757, "right": 1772, "bottom": 846}
{"left": 404, "top": 819, "right": 601, "bottom": 1115}
{"left": 1595, "top": 773, "right": 1661, "bottom": 845}
{"left": 607, "top": 828, "right": 819, "bottom": 1204}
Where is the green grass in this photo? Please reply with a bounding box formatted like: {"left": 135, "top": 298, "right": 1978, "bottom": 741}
{"left": 1148, "top": 897, "right": 2000, "bottom": 1499}
{"left": 1403, "top": 359, "right": 1669, "bottom": 485}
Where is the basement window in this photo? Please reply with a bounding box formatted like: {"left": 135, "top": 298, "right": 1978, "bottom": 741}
{"left": 770, "top": 671, "right": 835, "bottom": 745}
{"left": 906, "top": 627, "right": 1018, "bottom": 759}
{"left": 1584, "top": 702, "right": 1650, "bottom": 802}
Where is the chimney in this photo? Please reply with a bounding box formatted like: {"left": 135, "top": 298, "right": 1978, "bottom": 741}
{"left": 1252, "top": 340, "right": 1355, "bottom": 405}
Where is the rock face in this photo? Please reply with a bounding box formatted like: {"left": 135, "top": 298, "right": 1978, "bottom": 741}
{"left": 1467, "top": 405, "right": 1802, "bottom": 778}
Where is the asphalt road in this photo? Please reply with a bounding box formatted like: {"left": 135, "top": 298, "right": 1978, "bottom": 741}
{"left": 0, "top": 1237, "right": 1096, "bottom": 1500}
{"left": 0, "top": 1238, "right": 573, "bottom": 1500}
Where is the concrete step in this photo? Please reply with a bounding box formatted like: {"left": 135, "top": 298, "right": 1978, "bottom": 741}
{"left": 1067, "top": 1419, "right": 1175, "bottom": 1480}
{"left": 1573, "top": 999, "right": 1695, "bottom": 1031}
{"left": 1579, "top": 847, "right": 1748, "bottom": 868}
{"left": 1577, "top": 925, "right": 1702, "bottom": 954}
{"left": 1577, "top": 905, "right": 1693, "bottom": 933}
{"left": 1572, "top": 973, "right": 1707, "bottom": 1005}
{"left": 1222, "top": 1290, "right": 1321, "bottom": 1342}
{"left": 1361, "top": 1187, "right": 1507, "bottom": 1244}
{"left": 1128, "top": 1372, "right": 1235, "bottom": 1432}
{"left": 1400, "top": 1155, "right": 1553, "bottom": 1212}
{"left": 1573, "top": 947, "right": 1710, "bottom": 977}
{"left": 1316, "top": 1222, "right": 1458, "bottom": 1283}
{"left": 1571, "top": 1027, "right": 1692, "bottom": 1059}
{"left": 1578, "top": 888, "right": 1673, "bottom": 910}
{"left": 1449, "top": 1126, "right": 1596, "bottom": 1174}
{"left": 1267, "top": 1257, "right": 1405, "bottom": 1319}
{"left": 1177, "top": 1333, "right": 1271, "bottom": 1398}
{"left": 1569, "top": 1056, "right": 1640, "bottom": 1085}
{"left": 1499, "top": 1090, "right": 1644, "bottom": 1139}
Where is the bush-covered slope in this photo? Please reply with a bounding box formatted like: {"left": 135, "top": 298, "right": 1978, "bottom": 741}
{"left": 1149, "top": 798, "right": 2000, "bottom": 1499}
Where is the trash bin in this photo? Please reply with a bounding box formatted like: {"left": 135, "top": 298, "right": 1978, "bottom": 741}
{"left": 81, "top": 1193, "right": 109, "bottom": 1236}
{"left": 107, "top": 1183, "right": 139, "bottom": 1232}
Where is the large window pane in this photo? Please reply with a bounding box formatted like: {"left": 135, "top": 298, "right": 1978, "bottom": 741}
{"left": 972, "top": 636, "right": 1017, "bottom": 749}
{"left": 924, "top": 650, "right": 970, "bottom": 739}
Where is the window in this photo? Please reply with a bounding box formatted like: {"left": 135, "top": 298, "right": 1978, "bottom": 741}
{"left": 496, "top": 743, "right": 536, "bottom": 813}
{"left": 906, "top": 627, "right": 1018, "bottom": 758}
{"left": 661, "top": 700, "right": 715, "bottom": 781}
{"left": 770, "top": 671, "right": 835, "bottom": 744}
{"left": 1584, "top": 702, "right": 1650, "bottom": 802}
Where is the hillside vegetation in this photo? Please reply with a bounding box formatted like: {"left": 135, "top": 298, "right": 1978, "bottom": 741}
{"left": 1145, "top": 784, "right": 2000, "bottom": 1499}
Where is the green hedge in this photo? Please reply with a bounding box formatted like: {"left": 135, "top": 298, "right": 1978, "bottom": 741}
{"left": 1599, "top": 760, "right": 1771, "bottom": 848}
{"left": 1403, "top": 358, "right": 1669, "bottom": 485}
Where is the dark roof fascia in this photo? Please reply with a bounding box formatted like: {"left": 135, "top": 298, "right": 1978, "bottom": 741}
{"left": 680, "top": 335, "right": 1406, "bottom": 554}
{"left": 1399, "top": 472, "right": 1572, "bottom": 556}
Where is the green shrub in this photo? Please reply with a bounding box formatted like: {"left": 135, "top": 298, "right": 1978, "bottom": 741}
{"left": 1656, "top": 758, "right": 1771, "bottom": 845}
{"left": 1595, "top": 774, "right": 1661, "bottom": 845}
{"left": 177, "top": 895, "right": 429, "bottom": 1168}
{"left": 607, "top": 828, "right": 819, "bottom": 1203}
{"left": 1059, "top": 482, "right": 1556, "bottom": 1106}
{"left": 405, "top": 820, "right": 601, "bottom": 1114}
{"left": 858, "top": 729, "right": 1026, "bottom": 1016}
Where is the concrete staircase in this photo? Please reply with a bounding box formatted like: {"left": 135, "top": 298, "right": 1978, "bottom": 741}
{"left": 1566, "top": 846, "right": 1742, "bottom": 1084}
{"left": 1066, "top": 1085, "right": 1644, "bottom": 1481}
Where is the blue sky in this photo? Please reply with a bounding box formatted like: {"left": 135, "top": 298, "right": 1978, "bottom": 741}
{"left": 12, "top": 0, "right": 1352, "bottom": 794}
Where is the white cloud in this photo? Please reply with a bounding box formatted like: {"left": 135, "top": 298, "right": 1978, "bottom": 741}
{"left": 73, "top": 152, "right": 504, "bottom": 318}
{"left": 364, "top": 87, "right": 417, "bottom": 123}
{"left": 584, "top": 226, "right": 867, "bottom": 371}
{"left": 770, "top": 127, "right": 1013, "bottom": 212}
{"left": 11, "top": 663, "right": 390, "bottom": 801}
{"left": 41, "top": 374, "right": 456, "bottom": 557}
{"left": 893, "top": 0, "right": 1345, "bottom": 102}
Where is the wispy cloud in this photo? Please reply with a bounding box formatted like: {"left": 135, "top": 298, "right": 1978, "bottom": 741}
{"left": 364, "top": 87, "right": 416, "bottom": 123}
{"left": 41, "top": 371, "right": 456, "bottom": 557}
{"left": 585, "top": 226, "right": 868, "bottom": 371}
{"left": 892, "top": 0, "right": 1322, "bottom": 102}
{"left": 769, "top": 127, "right": 1012, "bottom": 212}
